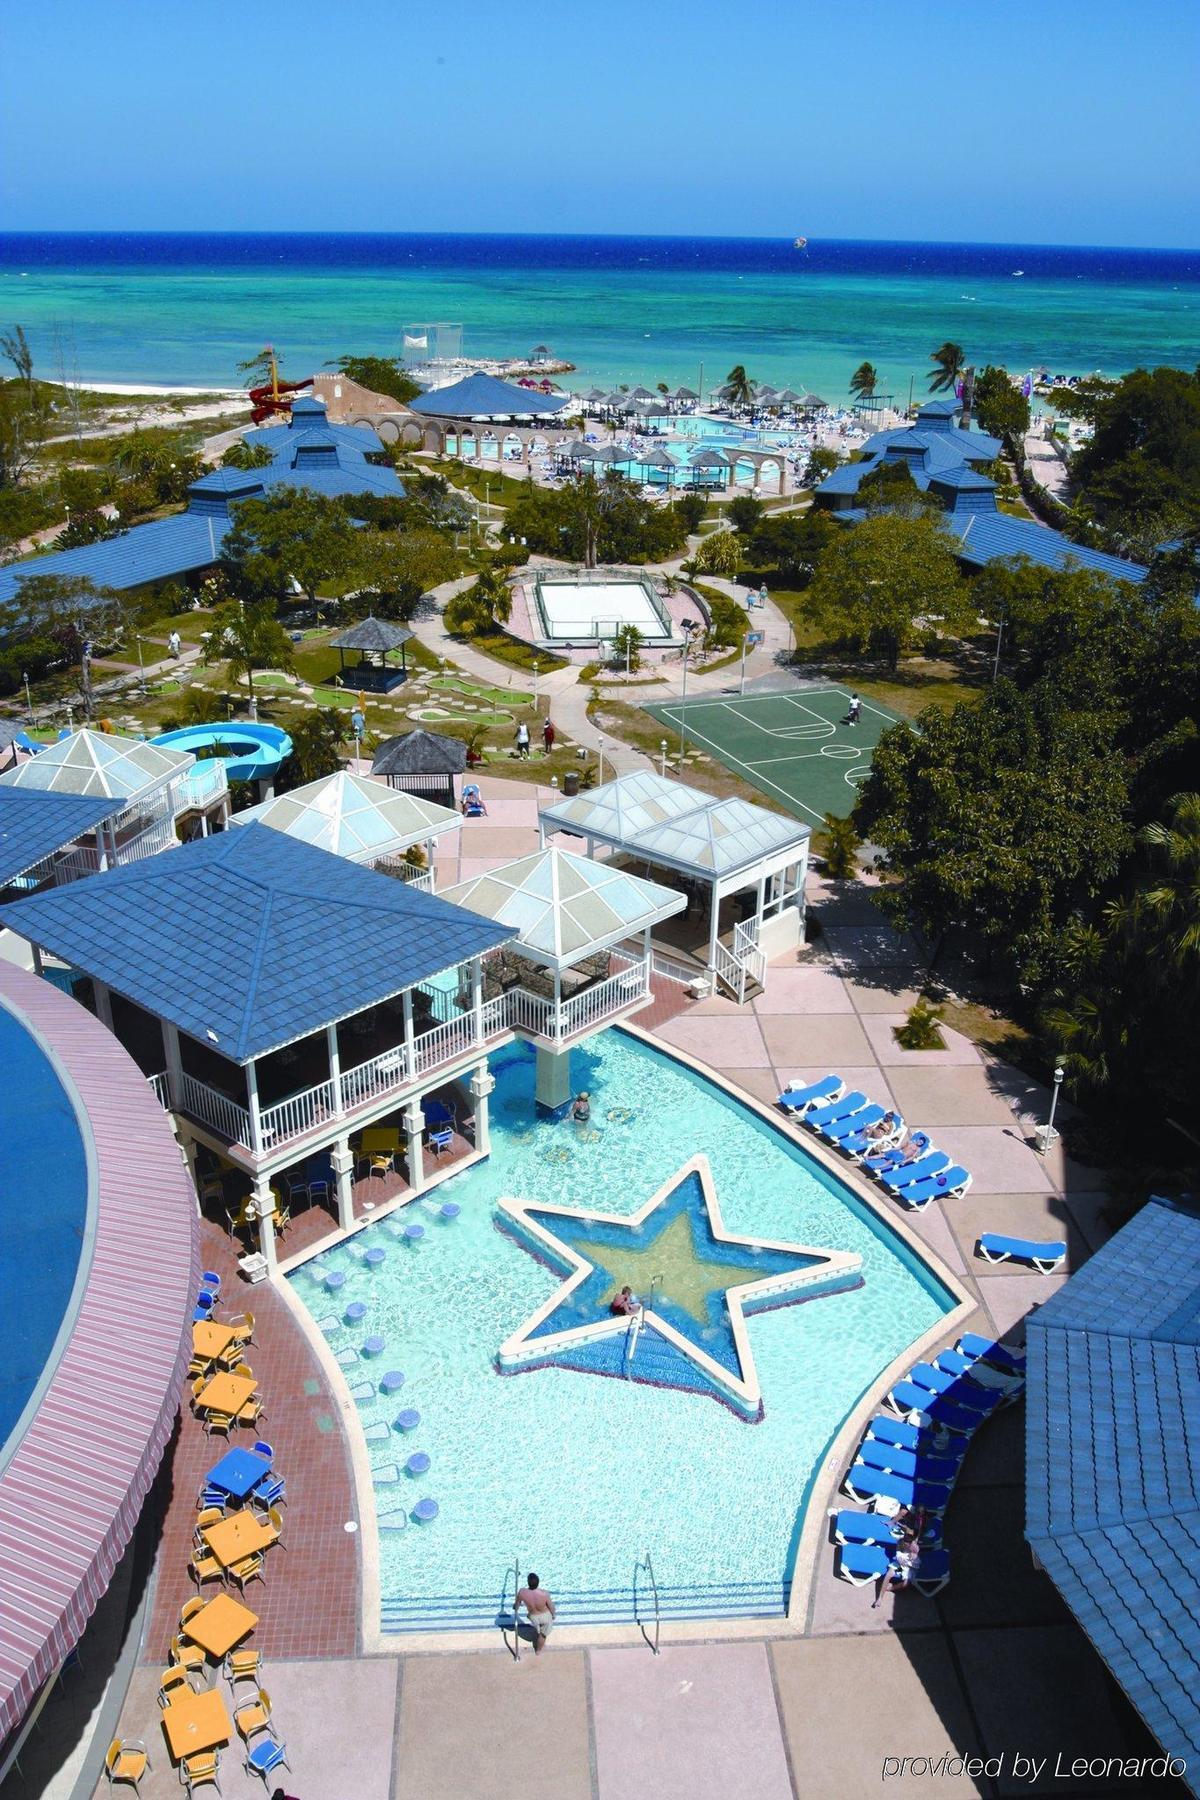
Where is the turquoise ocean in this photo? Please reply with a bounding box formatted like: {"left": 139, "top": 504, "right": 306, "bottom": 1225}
{"left": 0, "top": 233, "right": 1197, "bottom": 403}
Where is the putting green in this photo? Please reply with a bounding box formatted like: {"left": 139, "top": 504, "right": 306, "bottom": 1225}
{"left": 411, "top": 705, "right": 514, "bottom": 727}
{"left": 428, "top": 673, "right": 533, "bottom": 707}
{"left": 643, "top": 686, "right": 906, "bottom": 823}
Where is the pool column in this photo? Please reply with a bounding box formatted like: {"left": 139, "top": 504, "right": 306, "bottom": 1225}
{"left": 403, "top": 1101, "right": 425, "bottom": 1193}
{"left": 534, "top": 1046, "right": 572, "bottom": 1119}
{"left": 252, "top": 1175, "right": 278, "bottom": 1276}
{"left": 330, "top": 1138, "right": 355, "bottom": 1232}
{"left": 92, "top": 977, "right": 114, "bottom": 1030}
{"left": 469, "top": 1061, "right": 494, "bottom": 1154}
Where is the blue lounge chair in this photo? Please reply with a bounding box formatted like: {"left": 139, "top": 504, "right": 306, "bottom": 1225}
{"left": 885, "top": 1382, "right": 986, "bottom": 1434}
{"left": 805, "top": 1091, "right": 868, "bottom": 1130}
{"left": 893, "top": 1167, "right": 972, "bottom": 1211}
{"left": 934, "top": 1349, "right": 1019, "bottom": 1393}
{"left": 868, "top": 1414, "right": 966, "bottom": 1465}
{"left": 957, "top": 1332, "right": 1026, "bottom": 1375}
{"left": 878, "top": 1152, "right": 950, "bottom": 1191}
{"left": 862, "top": 1131, "right": 930, "bottom": 1173}
{"left": 859, "top": 1438, "right": 920, "bottom": 1477}
{"left": 843, "top": 1116, "right": 907, "bottom": 1160}
{"left": 841, "top": 1464, "right": 952, "bottom": 1513}
{"left": 778, "top": 1074, "right": 844, "bottom": 1115}
{"left": 911, "top": 1546, "right": 952, "bottom": 1596}
{"left": 832, "top": 1509, "right": 904, "bottom": 1548}
{"left": 820, "top": 1104, "right": 886, "bottom": 1143}
{"left": 977, "top": 1233, "right": 1066, "bottom": 1272}
{"left": 836, "top": 1542, "right": 893, "bottom": 1587}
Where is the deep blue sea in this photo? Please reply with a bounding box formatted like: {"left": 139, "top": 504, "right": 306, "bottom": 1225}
{"left": 0, "top": 232, "right": 1196, "bottom": 401}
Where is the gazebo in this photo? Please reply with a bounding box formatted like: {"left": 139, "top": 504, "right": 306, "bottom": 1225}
{"left": 409, "top": 370, "right": 570, "bottom": 421}
{"left": 328, "top": 615, "right": 412, "bottom": 692}
{"left": 442, "top": 845, "right": 685, "bottom": 1112}
{"left": 372, "top": 727, "right": 468, "bottom": 809}
{"left": 233, "top": 770, "right": 460, "bottom": 883}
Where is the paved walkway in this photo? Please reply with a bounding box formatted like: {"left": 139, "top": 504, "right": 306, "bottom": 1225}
{"left": 12, "top": 776, "right": 1152, "bottom": 1800}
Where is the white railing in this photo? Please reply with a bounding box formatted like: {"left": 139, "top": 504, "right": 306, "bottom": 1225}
{"left": 413, "top": 1012, "right": 478, "bottom": 1076}
{"left": 733, "top": 919, "right": 767, "bottom": 990}
{"left": 176, "top": 759, "right": 228, "bottom": 810}
{"left": 560, "top": 963, "right": 648, "bottom": 1036}
{"left": 422, "top": 982, "right": 465, "bottom": 1024}
{"left": 507, "top": 986, "right": 556, "bottom": 1036}
{"left": 482, "top": 994, "right": 510, "bottom": 1035}
{"left": 148, "top": 1070, "right": 171, "bottom": 1108}
{"left": 338, "top": 1042, "right": 411, "bottom": 1111}
{"left": 713, "top": 939, "right": 745, "bottom": 1003}
{"left": 259, "top": 1077, "right": 336, "bottom": 1148}
{"left": 53, "top": 844, "right": 103, "bottom": 885}
{"left": 113, "top": 810, "right": 179, "bottom": 867}
{"left": 615, "top": 940, "right": 695, "bottom": 986}
{"left": 179, "top": 1070, "right": 252, "bottom": 1147}
{"left": 376, "top": 856, "right": 434, "bottom": 892}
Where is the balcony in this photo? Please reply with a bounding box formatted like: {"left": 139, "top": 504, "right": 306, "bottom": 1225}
{"left": 175, "top": 759, "right": 229, "bottom": 812}
{"left": 504, "top": 958, "right": 651, "bottom": 1048}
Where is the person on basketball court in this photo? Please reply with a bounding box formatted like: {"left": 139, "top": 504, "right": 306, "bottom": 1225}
{"left": 846, "top": 694, "right": 862, "bottom": 727}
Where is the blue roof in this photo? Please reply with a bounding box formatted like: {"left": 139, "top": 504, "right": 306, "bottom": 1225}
{"left": 951, "top": 512, "right": 1147, "bottom": 582}
{"left": 0, "top": 824, "right": 514, "bottom": 1061}
{"left": 0, "top": 511, "right": 233, "bottom": 608}
{"left": 409, "top": 370, "right": 570, "bottom": 418}
{"left": 1026, "top": 1196, "right": 1200, "bottom": 1791}
{"left": 915, "top": 396, "right": 964, "bottom": 420}
{"left": 0, "top": 788, "right": 123, "bottom": 887}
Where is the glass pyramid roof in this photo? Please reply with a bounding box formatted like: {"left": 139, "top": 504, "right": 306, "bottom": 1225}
{"left": 235, "top": 771, "right": 459, "bottom": 862}
{"left": 0, "top": 729, "right": 193, "bottom": 801}
{"left": 441, "top": 846, "right": 685, "bottom": 965}
{"left": 540, "top": 773, "right": 808, "bottom": 879}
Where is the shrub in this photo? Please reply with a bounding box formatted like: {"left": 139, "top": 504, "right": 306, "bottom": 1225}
{"left": 895, "top": 997, "right": 947, "bottom": 1050}
{"left": 821, "top": 812, "right": 861, "bottom": 879}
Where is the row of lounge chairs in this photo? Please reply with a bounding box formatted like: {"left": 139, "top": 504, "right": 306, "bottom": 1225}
{"left": 833, "top": 1332, "right": 1026, "bottom": 1594}
{"left": 777, "top": 1075, "right": 972, "bottom": 1210}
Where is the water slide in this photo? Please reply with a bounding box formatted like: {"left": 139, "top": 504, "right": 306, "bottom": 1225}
{"left": 153, "top": 721, "right": 292, "bottom": 785}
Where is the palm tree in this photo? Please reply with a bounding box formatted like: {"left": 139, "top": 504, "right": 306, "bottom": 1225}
{"left": 1133, "top": 792, "right": 1200, "bottom": 966}
{"left": 928, "top": 343, "right": 966, "bottom": 393}
{"left": 723, "top": 365, "right": 754, "bottom": 409}
{"left": 201, "top": 600, "right": 294, "bottom": 702}
{"left": 849, "top": 362, "right": 878, "bottom": 401}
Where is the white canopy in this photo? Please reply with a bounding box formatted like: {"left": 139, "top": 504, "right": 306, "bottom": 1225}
{"left": 539, "top": 771, "right": 808, "bottom": 880}
{"left": 234, "top": 770, "right": 459, "bottom": 863}
{"left": 0, "top": 729, "right": 193, "bottom": 802}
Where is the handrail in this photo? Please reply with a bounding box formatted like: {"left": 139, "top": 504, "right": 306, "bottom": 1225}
{"left": 507, "top": 1557, "right": 523, "bottom": 1662}
{"left": 178, "top": 1070, "right": 252, "bottom": 1148}
{"left": 633, "top": 1551, "right": 662, "bottom": 1656}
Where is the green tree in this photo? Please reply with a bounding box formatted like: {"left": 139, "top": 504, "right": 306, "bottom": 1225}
{"left": 928, "top": 342, "right": 966, "bottom": 393}
{"left": 727, "top": 494, "right": 764, "bottom": 535}
{"left": 5, "top": 573, "right": 126, "bottom": 720}
{"left": 220, "top": 486, "right": 356, "bottom": 605}
{"left": 723, "top": 365, "right": 754, "bottom": 408}
{"left": 0, "top": 325, "right": 34, "bottom": 390}
{"left": 281, "top": 707, "right": 349, "bottom": 786}
{"left": 221, "top": 439, "right": 274, "bottom": 470}
{"left": 849, "top": 362, "right": 878, "bottom": 401}
{"left": 705, "top": 591, "right": 749, "bottom": 650}
{"left": 505, "top": 472, "right": 684, "bottom": 569}
{"left": 821, "top": 812, "right": 861, "bottom": 878}
{"left": 803, "top": 512, "right": 972, "bottom": 667}
{"left": 333, "top": 356, "right": 421, "bottom": 406}
{"left": 805, "top": 445, "right": 840, "bottom": 487}
{"left": 200, "top": 600, "right": 294, "bottom": 701}
{"left": 972, "top": 366, "right": 1031, "bottom": 449}
{"left": 0, "top": 376, "right": 51, "bottom": 487}
{"left": 857, "top": 459, "right": 940, "bottom": 517}
{"left": 1070, "top": 366, "right": 1200, "bottom": 541}
{"left": 855, "top": 681, "right": 1132, "bottom": 984}
{"left": 748, "top": 511, "right": 837, "bottom": 586}
{"left": 673, "top": 492, "right": 707, "bottom": 533}
{"left": 694, "top": 529, "right": 742, "bottom": 577}
{"left": 444, "top": 560, "right": 513, "bottom": 637}
{"left": 612, "top": 623, "right": 643, "bottom": 671}
{"left": 350, "top": 528, "right": 459, "bottom": 620}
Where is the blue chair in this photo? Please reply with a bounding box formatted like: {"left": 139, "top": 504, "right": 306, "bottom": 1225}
{"left": 244, "top": 1734, "right": 290, "bottom": 1786}
{"left": 841, "top": 1463, "right": 951, "bottom": 1513}
{"left": 194, "top": 1290, "right": 216, "bottom": 1314}
{"left": 805, "top": 1091, "right": 868, "bottom": 1130}
{"left": 833, "top": 1509, "right": 904, "bottom": 1548}
{"left": 197, "top": 1485, "right": 228, "bottom": 1512}
{"left": 957, "top": 1332, "right": 1026, "bottom": 1376}
{"left": 200, "top": 1271, "right": 221, "bottom": 1293}
{"left": 860, "top": 1131, "right": 930, "bottom": 1172}
{"left": 885, "top": 1382, "right": 986, "bottom": 1435}
{"left": 878, "top": 1152, "right": 950, "bottom": 1191}
{"left": 977, "top": 1233, "right": 1066, "bottom": 1272}
{"left": 777, "top": 1073, "right": 843, "bottom": 1115}
{"left": 428, "top": 1128, "right": 453, "bottom": 1158}
{"left": 819, "top": 1104, "right": 885, "bottom": 1143}
{"left": 255, "top": 1473, "right": 286, "bottom": 1508}
{"left": 252, "top": 1440, "right": 273, "bottom": 1461}
{"left": 892, "top": 1167, "right": 972, "bottom": 1211}
{"left": 866, "top": 1414, "right": 922, "bottom": 1452}
{"left": 857, "top": 1440, "right": 959, "bottom": 1488}
{"left": 836, "top": 1542, "right": 894, "bottom": 1586}
{"left": 911, "top": 1546, "right": 952, "bottom": 1596}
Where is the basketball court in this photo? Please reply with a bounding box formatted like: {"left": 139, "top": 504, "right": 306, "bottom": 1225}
{"left": 643, "top": 687, "right": 905, "bottom": 824}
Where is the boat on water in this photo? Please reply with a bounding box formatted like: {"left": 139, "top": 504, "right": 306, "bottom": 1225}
{"left": 1012, "top": 269, "right": 1025, "bottom": 276}
{"left": 793, "top": 237, "right": 808, "bottom": 249}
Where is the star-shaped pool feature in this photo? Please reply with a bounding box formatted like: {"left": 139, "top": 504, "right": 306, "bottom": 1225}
{"left": 496, "top": 1155, "right": 863, "bottom": 1420}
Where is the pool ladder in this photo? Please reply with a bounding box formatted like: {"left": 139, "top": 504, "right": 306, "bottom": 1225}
{"left": 634, "top": 1551, "right": 662, "bottom": 1655}
{"left": 624, "top": 1275, "right": 662, "bottom": 1372}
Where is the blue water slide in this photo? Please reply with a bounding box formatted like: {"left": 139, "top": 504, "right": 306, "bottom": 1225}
{"left": 152, "top": 721, "right": 292, "bottom": 784}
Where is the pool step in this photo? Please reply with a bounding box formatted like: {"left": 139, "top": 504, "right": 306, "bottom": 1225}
{"left": 381, "top": 1578, "right": 788, "bottom": 1634}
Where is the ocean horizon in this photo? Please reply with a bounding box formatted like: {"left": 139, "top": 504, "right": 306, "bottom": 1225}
{"left": 1, "top": 231, "right": 1197, "bottom": 402}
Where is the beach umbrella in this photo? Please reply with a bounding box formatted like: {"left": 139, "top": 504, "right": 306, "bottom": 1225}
{"left": 689, "top": 446, "right": 730, "bottom": 466}
{"left": 583, "top": 388, "right": 607, "bottom": 402}
{"left": 801, "top": 393, "right": 828, "bottom": 410}
{"left": 778, "top": 388, "right": 803, "bottom": 405}
{"left": 672, "top": 386, "right": 698, "bottom": 400}
{"left": 628, "top": 386, "right": 656, "bottom": 400}
{"left": 640, "top": 444, "right": 677, "bottom": 467}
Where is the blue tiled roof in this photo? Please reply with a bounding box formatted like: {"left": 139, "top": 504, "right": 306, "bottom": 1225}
{"left": 1026, "top": 1196, "right": 1200, "bottom": 1790}
{"left": 0, "top": 824, "right": 514, "bottom": 1061}
{"left": 409, "top": 370, "right": 570, "bottom": 418}
{"left": 951, "top": 512, "right": 1147, "bottom": 583}
{"left": 0, "top": 788, "right": 123, "bottom": 886}
{"left": 0, "top": 512, "right": 233, "bottom": 607}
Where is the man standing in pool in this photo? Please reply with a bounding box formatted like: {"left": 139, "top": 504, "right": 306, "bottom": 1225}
{"left": 515, "top": 1572, "right": 556, "bottom": 1653}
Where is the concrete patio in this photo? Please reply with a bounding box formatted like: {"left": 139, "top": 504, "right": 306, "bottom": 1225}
{"left": 8, "top": 776, "right": 1166, "bottom": 1800}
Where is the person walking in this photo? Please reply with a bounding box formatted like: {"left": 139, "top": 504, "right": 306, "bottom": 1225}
{"left": 542, "top": 717, "right": 556, "bottom": 754}
{"left": 515, "top": 721, "right": 530, "bottom": 758}
{"left": 846, "top": 693, "right": 862, "bottom": 727}
{"left": 515, "top": 1572, "right": 557, "bottom": 1653}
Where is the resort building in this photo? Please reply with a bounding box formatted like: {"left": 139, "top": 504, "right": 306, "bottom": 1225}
{"left": 814, "top": 397, "right": 1149, "bottom": 584}
{"left": 0, "top": 397, "right": 404, "bottom": 610}
{"left": 0, "top": 787, "right": 129, "bottom": 898}
{"left": 539, "top": 771, "right": 811, "bottom": 1000}
{"left": 232, "top": 768, "right": 460, "bottom": 883}
{"left": 0, "top": 727, "right": 228, "bottom": 873}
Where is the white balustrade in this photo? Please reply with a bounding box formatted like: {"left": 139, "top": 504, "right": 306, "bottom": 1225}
{"left": 413, "top": 1012, "right": 477, "bottom": 1075}
{"left": 338, "top": 1042, "right": 412, "bottom": 1112}
{"left": 178, "top": 1071, "right": 252, "bottom": 1146}
{"left": 258, "top": 1078, "right": 336, "bottom": 1148}
{"left": 148, "top": 1070, "right": 171, "bottom": 1108}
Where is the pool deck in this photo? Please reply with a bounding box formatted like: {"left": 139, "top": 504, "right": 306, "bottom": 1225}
{"left": 17, "top": 774, "right": 1158, "bottom": 1800}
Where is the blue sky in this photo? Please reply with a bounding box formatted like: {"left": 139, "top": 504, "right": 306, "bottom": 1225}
{"left": 2, "top": 0, "right": 1196, "bottom": 246}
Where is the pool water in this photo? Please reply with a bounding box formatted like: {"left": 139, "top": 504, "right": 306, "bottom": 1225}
{"left": 289, "top": 1032, "right": 951, "bottom": 1630}
{"left": 0, "top": 999, "right": 90, "bottom": 1463}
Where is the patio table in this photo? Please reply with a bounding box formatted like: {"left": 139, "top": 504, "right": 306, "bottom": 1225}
{"left": 181, "top": 1593, "right": 258, "bottom": 1659}
{"left": 360, "top": 1127, "right": 402, "bottom": 1153}
{"left": 203, "top": 1512, "right": 275, "bottom": 1568}
{"left": 192, "top": 1321, "right": 238, "bottom": 1362}
{"left": 204, "top": 1447, "right": 271, "bottom": 1501}
{"left": 161, "top": 1687, "right": 232, "bottom": 1761}
{"left": 196, "top": 1371, "right": 257, "bottom": 1416}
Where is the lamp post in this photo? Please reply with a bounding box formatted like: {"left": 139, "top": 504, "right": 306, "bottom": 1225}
{"left": 135, "top": 633, "right": 146, "bottom": 694}
{"left": 992, "top": 607, "right": 1007, "bottom": 683}
{"left": 598, "top": 736, "right": 606, "bottom": 786}
{"left": 23, "top": 670, "right": 34, "bottom": 727}
{"left": 678, "top": 619, "right": 698, "bottom": 760}
{"left": 532, "top": 658, "right": 539, "bottom": 714}
{"left": 660, "top": 738, "right": 668, "bottom": 777}
{"left": 1039, "top": 1065, "right": 1064, "bottom": 1156}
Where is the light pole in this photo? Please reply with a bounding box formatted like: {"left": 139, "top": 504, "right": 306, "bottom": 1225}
{"left": 678, "top": 618, "right": 697, "bottom": 760}
{"left": 598, "top": 736, "right": 606, "bottom": 786}
{"left": 739, "top": 632, "right": 750, "bottom": 695}
{"left": 135, "top": 633, "right": 147, "bottom": 694}
{"left": 532, "top": 658, "right": 539, "bottom": 714}
{"left": 992, "top": 607, "right": 1006, "bottom": 682}
{"left": 660, "top": 739, "right": 668, "bottom": 778}
{"left": 22, "top": 670, "right": 34, "bottom": 727}
{"left": 1039, "top": 1065, "right": 1065, "bottom": 1156}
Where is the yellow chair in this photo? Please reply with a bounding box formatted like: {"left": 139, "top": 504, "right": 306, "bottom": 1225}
{"left": 179, "top": 1596, "right": 206, "bottom": 1629}
{"left": 156, "top": 1665, "right": 190, "bottom": 1709}
{"left": 104, "top": 1737, "right": 150, "bottom": 1792}
{"left": 273, "top": 1204, "right": 292, "bottom": 1239}
{"left": 228, "top": 1551, "right": 266, "bottom": 1593}
{"left": 216, "top": 1342, "right": 245, "bottom": 1372}
{"left": 225, "top": 1646, "right": 262, "bottom": 1688}
{"left": 169, "top": 1633, "right": 207, "bottom": 1682}
{"left": 225, "top": 1311, "right": 255, "bottom": 1345}
{"left": 234, "top": 1685, "right": 271, "bottom": 1741}
{"left": 188, "top": 1354, "right": 212, "bottom": 1382}
{"left": 260, "top": 1504, "right": 286, "bottom": 1552}
{"left": 189, "top": 1548, "right": 224, "bottom": 1591}
{"left": 195, "top": 1506, "right": 224, "bottom": 1534}
{"left": 180, "top": 1747, "right": 221, "bottom": 1795}
{"left": 236, "top": 1392, "right": 267, "bottom": 1431}
{"left": 204, "top": 1409, "right": 235, "bottom": 1441}
{"left": 190, "top": 1377, "right": 208, "bottom": 1413}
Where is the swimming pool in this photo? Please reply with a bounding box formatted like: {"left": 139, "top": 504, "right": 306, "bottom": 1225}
{"left": 289, "top": 1032, "right": 953, "bottom": 1631}
{"left": 0, "top": 997, "right": 91, "bottom": 1466}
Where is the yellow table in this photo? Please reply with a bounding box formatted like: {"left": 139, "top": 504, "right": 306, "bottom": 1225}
{"left": 192, "top": 1321, "right": 238, "bottom": 1362}
{"left": 203, "top": 1512, "right": 275, "bottom": 1569}
{"left": 161, "top": 1687, "right": 232, "bottom": 1761}
{"left": 195, "top": 1371, "right": 256, "bottom": 1416}
{"left": 360, "top": 1127, "right": 402, "bottom": 1153}
{"left": 182, "top": 1593, "right": 258, "bottom": 1658}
